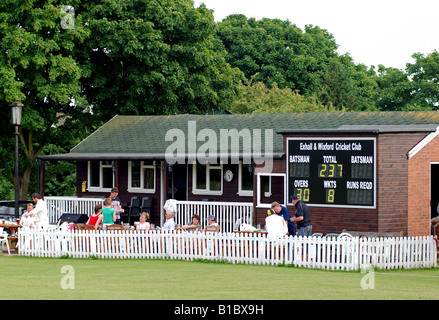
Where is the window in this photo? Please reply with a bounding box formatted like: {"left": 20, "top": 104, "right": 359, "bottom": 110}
{"left": 193, "top": 162, "right": 223, "bottom": 195}
{"left": 88, "top": 161, "right": 114, "bottom": 191}
{"left": 128, "top": 161, "right": 156, "bottom": 193}
{"left": 238, "top": 162, "right": 254, "bottom": 196}
{"left": 256, "top": 173, "right": 285, "bottom": 208}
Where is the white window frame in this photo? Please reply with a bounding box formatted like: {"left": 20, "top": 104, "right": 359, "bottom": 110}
{"left": 192, "top": 161, "right": 223, "bottom": 195}
{"left": 87, "top": 161, "right": 114, "bottom": 192}
{"left": 128, "top": 161, "right": 156, "bottom": 193}
{"left": 256, "top": 173, "right": 286, "bottom": 208}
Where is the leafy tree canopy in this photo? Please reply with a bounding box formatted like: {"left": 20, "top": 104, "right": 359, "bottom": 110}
{"left": 0, "top": 0, "right": 244, "bottom": 198}
{"left": 215, "top": 14, "right": 379, "bottom": 111}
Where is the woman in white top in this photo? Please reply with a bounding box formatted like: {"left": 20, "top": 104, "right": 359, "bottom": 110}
{"left": 136, "top": 212, "right": 151, "bottom": 231}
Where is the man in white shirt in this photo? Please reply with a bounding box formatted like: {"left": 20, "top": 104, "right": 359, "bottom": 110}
{"left": 265, "top": 209, "right": 288, "bottom": 239}
{"left": 20, "top": 203, "right": 37, "bottom": 229}
{"left": 163, "top": 210, "right": 176, "bottom": 230}
{"left": 29, "top": 193, "right": 49, "bottom": 229}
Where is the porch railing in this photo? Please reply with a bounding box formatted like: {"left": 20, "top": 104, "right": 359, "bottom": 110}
{"left": 45, "top": 196, "right": 105, "bottom": 224}
{"left": 175, "top": 200, "right": 253, "bottom": 233}
{"left": 44, "top": 197, "right": 254, "bottom": 232}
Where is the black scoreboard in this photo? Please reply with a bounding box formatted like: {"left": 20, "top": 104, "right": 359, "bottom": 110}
{"left": 287, "top": 138, "right": 376, "bottom": 208}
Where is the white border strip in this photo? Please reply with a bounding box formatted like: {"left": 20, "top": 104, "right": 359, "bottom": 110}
{"left": 407, "top": 126, "right": 439, "bottom": 159}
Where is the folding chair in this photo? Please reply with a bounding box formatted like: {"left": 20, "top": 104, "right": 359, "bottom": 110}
{"left": 128, "top": 196, "right": 141, "bottom": 225}
{"left": 140, "top": 197, "right": 152, "bottom": 214}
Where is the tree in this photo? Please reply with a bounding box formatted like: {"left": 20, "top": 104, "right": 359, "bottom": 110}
{"left": 215, "top": 15, "right": 379, "bottom": 111}
{"left": 406, "top": 51, "right": 439, "bottom": 109}
{"left": 229, "top": 75, "right": 339, "bottom": 114}
{"left": 316, "top": 56, "right": 379, "bottom": 111}
{"left": 80, "top": 0, "right": 243, "bottom": 118}
{"left": 0, "top": 0, "right": 89, "bottom": 199}
{"left": 0, "top": 0, "right": 243, "bottom": 199}
{"left": 374, "top": 65, "right": 413, "bottom": 111}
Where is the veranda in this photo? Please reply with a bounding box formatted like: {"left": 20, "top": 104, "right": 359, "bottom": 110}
{"left": 44, "top": 196, "right": 253, "bottom": 232}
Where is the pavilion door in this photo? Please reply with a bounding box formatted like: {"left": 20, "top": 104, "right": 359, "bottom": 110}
{"left": 169, "top": 163, "right": 188, "bottom": 201}
{"left": 431, "top": 164, "right": 439, "bottom": 219}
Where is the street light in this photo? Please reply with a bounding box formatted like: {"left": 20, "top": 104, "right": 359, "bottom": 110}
{"left": 11, "top": 102, "right": 23, "bottom": 220}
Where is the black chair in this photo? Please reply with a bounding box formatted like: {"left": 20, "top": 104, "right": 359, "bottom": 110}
{"left": 120, "top": 205, "right": 129, "bottom": 224}
{"left": 140, "top": 197, "right": 153, "bottom": 214}
{"left": 128, "top": 196, "right": 141, "bottom": 225}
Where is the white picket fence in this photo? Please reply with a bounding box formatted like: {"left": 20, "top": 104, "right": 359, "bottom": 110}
{"left": 17, "top": 229, "right": 437, "bottom": 270}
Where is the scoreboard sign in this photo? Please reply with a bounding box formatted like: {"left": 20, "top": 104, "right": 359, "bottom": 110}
{"left": 287, "top": 138, "right": 376, "bottom": 208}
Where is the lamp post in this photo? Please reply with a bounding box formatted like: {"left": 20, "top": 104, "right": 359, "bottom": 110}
{"left": 11, "top": 102, "right": 23, "bottom": 220}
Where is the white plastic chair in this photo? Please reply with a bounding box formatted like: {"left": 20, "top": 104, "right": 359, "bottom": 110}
{"left": 0, "top": 227, "right": 10, "bottom": 255}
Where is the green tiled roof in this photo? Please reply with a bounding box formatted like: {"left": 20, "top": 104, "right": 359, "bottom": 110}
{"left": 41, "top": 111, "right": 439, "bottom": 160}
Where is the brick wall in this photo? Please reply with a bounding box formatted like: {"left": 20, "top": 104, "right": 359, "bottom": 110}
{"left": 408, "top": 132, "right": 439, "bottom": 236}
{"left": 377, "top": 133, "right": 424, "bottom": 235}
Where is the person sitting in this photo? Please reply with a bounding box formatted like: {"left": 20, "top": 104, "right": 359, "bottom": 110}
{"left": 182, "top": 214, "right": 201, "bottom": 233}
{"left": 20, "top": 203, "right": 37, "bottom": 230}
{"left": 203, "top": 215, "right": 220, "bottom": 233}
{"left": 137, "top": 212, "right": 151, "bottom": 231}
{"left": 162, "top": 210, "right": 176, "bottom": 230}
{"left": 265, "top": 209, "right": 288, "bottom": 239}
{"left": 96, "top": 198, "right": 116, "bottom": 230}
{"left": 87, "top": 204, "right": 102, "bottom": 229}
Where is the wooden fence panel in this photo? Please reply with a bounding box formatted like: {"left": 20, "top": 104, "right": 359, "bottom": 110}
{"left": 17, "top": 229, "right": 437, "bottom": 270}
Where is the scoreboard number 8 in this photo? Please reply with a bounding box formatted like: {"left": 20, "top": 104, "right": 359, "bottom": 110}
{"left": 326, "top": 189, "right": 335, "bottom": 203}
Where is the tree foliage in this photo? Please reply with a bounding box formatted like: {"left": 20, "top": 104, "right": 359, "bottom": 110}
{"left": 0, "top": 0, "right": 243, "bottom": 199}
{"left": 80, "top": 0, "right": 243, "bottom": 118}
{"left": 0, "top": 0, "right": 90, "bottom": 199}
{"left": 229, "top": 75, "right": 339, "bottom": 114}
{"left": 215, "top": 15, "right": 380, "bottom": 111}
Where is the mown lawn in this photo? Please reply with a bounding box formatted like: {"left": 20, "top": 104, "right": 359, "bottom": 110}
{"left": 1, "top": 255, "right": 438, "bottom": 300}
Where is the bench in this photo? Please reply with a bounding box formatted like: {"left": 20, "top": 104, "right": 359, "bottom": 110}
{"left": 342, "top": 230, "right": 404, "bottom": 238}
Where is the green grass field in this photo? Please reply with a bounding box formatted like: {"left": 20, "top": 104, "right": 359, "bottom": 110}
{"left": 1, "top": 255, "right": 438, "bottom": 300}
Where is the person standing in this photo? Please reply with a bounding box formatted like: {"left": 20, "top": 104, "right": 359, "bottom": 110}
{"left": 290, "top": 195, "right": 312, "bottom": 236}
{"left": 271, "top": 201, "right": 296, "bottom": 236}
{"left": 96, "top": 198, "right": 116, "bottom": 230}
{"left": 265, "top": 209, "right": 288, "bottom": 239}
{"left": 107, "top": 187, "right": 124, "bottom": 225}
{"left": 29, "top": 193, "right": 49, "bottom": 229}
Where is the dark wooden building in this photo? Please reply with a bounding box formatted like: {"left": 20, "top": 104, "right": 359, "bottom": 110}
{"left": 40, "top": 112, "right": 439, "bottom": 236}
